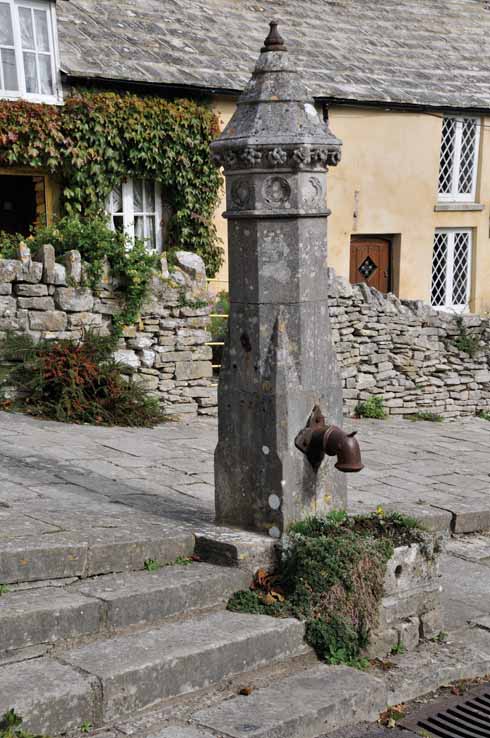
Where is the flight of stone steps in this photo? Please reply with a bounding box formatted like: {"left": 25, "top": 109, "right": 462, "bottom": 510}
{"left": 0, "top": 522, "right": 386, "bottom": 738}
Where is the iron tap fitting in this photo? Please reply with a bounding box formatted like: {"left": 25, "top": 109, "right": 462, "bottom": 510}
{"left": 294, "top": 405, "right": 364, "bottom": 473}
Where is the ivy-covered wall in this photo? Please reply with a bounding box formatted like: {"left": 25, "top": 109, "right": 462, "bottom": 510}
{"left": 0, "top": 91, "right": 223, "bottom": 276}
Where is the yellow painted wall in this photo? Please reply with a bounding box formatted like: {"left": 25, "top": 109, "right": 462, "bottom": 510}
{"left": 210, "top": 99, "right": 490, "bottom": 314}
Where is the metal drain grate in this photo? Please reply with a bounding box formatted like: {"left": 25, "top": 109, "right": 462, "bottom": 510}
{"left": 400, "top": 684, "right": 490, "bottom": 737}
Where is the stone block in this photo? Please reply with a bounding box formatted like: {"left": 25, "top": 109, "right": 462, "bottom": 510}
{"left": 0, "top": 588, "right": 103, "bottom": 653}
{"left": 0, "top": 658, "right": 99, "bottom": 736}
{"left": 14, "top": 284, "right": 48, "bottom": 297}
{"left": 55, "top": 287, "right": 94, "bottom": 312}
{"left": 29, "top": 310, "right": 67, "bottom": 332}
{"left": 18, "top": 260, "right": 43, "bottom": 283}
{"left": 399, "top": 615, "right": 421, "bottom": 651}
{"left": 62, "top": 612, "right": 307, "bottom": 721}
{"left": 17, "top": 297, "right": 55, "bottom": 310}
{"left": 113, "top": 349, "right": 140, "bottom": 370}
{"left": 175, "top": 360, "right": 213, "bottom": 381}
{"left": 0, "top": 283, "right": 12, "bottom": 295}
{"left": 0, "top": 259, "right": 20, "bottom": 282}
{"left": 75, "top": 563, "right": 249, "bottom": 630}
{"left": 33, "top": 244, "right": 56, "bottom": 283}
{"left": 54, "top": 263, "right": 67, "bottom": 286}
{"left": 420, "top": 608, "right": 445, "bottom": 639}
{"left": 194, "top": 665, "right": 387, "bottom": 738}
{"left": 140, "top": 349, "right": 156, "bottom": 368}
{"left": 62, "top": 250, "right": 82, "bottom": 284}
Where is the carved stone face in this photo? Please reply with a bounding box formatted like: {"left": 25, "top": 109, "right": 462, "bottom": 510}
{"left": 263, "top": 176, "right": 291, "bottom": 207}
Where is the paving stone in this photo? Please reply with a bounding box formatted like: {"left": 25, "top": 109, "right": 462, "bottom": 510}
{"left": 193, "top": 665, "right": 387, "bottom": 738}
{"left": 0, "top": 536, "right": 88, "bottom": 584}
{"left": 75, "top": 563, "right": 250, "bottom": 629}
{"left": 0, "top": 587, "right": 103, "bottom": 653}
{"left": 432, "top": 500, "right": 490, "bottom": 533}
{"left": 384, "top": 627, "right": 490, "bottom": 705}
{"left": 0, "top": 657, "right": 99, "bottom": 735}
{"left": 153, "top": 729, "right": 218, "bottom": 738}
{"left": 62, "top": 611, "right": 307, "bottom": 721}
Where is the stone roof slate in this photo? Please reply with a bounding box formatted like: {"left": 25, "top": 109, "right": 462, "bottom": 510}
{"left": 57, "top": 0, "right": 490, "bottom": 110}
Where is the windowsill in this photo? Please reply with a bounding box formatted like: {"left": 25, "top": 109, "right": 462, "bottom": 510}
{"left": 0, "top": 92, "right": 63, "bottom": 106}
{"left": 434, "top": 202, "right": 484, "bottom": 212}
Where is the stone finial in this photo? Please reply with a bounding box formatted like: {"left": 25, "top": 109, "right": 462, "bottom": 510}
{"left": 261, "top": 20, "right": 287, "bottom": 52}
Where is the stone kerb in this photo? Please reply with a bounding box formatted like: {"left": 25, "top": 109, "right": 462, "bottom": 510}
{"left": 0, "top": 244, "right": 215, "bottom": 418}
{"left": 328, "top": 270, "right": 490, "bottom": 419}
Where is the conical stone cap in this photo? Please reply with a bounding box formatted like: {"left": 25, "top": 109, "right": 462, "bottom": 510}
{"left": 211, "top": 21, "right": 342, "bottom": 171}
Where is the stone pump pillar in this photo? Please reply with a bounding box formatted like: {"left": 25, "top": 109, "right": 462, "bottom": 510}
{"left": 212, "top": 21, "right": 347, "bottom": 538}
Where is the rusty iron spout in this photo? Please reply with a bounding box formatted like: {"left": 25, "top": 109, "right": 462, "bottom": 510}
{"left": 295, "top": 405, "right": 364, "bottom": 473}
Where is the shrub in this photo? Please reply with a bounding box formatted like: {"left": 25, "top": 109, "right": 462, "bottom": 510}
{"left": 355, "top": 395, "right": 386, "bottom": 419}
{"left": 0, "top": 216, "right": 159, "bottom": 334}
{"left": 477, "top": 410, "right": 490, "bottom": 421}
{"left": 227, "top": 510, "right": 425, "bottom": 668}
{"left": 0, "top": 331, "right": 165, "bottom": 427}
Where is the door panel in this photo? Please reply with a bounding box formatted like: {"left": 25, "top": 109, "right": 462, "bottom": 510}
{"left": 350, "top": 237, "right": 391, "bottom": 293}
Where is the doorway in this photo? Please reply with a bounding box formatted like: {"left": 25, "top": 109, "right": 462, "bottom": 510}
{"left": 0, "top": 175, "right": 37, "bottom": 236}
{"left": 350, "top": 236, "right": 391, "bottom": 293}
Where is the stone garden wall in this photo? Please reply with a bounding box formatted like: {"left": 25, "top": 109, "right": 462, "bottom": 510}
{"left": 1, "top": 245, "right": 489, "bottom": 421}
{"left": 0, "top": 245, "right": 216, "bottom": 418}
{"left": 329, "top": 270, "right": 490, "bottom": 418}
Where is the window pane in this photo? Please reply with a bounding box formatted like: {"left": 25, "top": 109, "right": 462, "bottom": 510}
{"left": 34, "top": 9, "right": 50, "bottom": 52}
{"left": 111, "top": 183, "right": 123, "bottom": 213}
{"left": 438, "top": 118, "right": 456, "bottom": 195}
{"left": 144, "top": 180, "right": 155, "bottom": 211}
{"left": 19, "top": 7, "right": 35, "bottom": 49}
{"left": 113, "top": 215, "right": 124, "bottom": 234}
{"left": 458, "top": 119, "right": 477, "bottom": 194}
{"left": 452, "top": 232, "right": 470, "bottom": 305}
{"left": 134, "top": 215, "right": 144, "bottom": 241}
{"left": 146, "top": 216, "right": 156, "bottom": 249}
{"left": 0, "top": 3, "right": 14, "bottom": 46}
{"left": 431, "top": 232, "right": 448, "bottom": 307}
{"left": 1, "top": 48, "right": 18, "bottom": 90}
{"left": 38, "top": 54, "right": 52, "bottom": 95}
{"left": 133, "top": 179, "right": 143, "bottom": 212}
{"left": 23, "top": 51, "right": 37, "bottom": 92}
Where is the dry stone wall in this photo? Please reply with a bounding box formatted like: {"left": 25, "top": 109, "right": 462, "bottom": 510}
{"left": 0, "top": 247, "right": 489, "bottom": 421}
{"left": 0, "top": 245, "right": 216, "bottom": 418}
{"left": 329, "top": 270, "right": 490, "bottom": 418}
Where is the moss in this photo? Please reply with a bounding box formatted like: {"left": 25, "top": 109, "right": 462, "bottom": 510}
{"left": 228, "top": 510, "right": 426, "bottom": 668}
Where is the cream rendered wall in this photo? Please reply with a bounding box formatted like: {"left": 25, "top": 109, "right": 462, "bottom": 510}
{"left": 210, "top": 98, "right": 490, "bottom": 314}
{"left": 210, "top": 96, "right": 235, "bottom": 295}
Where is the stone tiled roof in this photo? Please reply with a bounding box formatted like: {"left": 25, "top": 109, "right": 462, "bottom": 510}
{"left": 57, "top": 0, "right": 490, "bottom": 110}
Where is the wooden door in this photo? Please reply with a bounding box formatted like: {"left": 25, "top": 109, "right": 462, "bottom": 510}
{"left": 350, "top": 237, "right": 391, "bottom": 293}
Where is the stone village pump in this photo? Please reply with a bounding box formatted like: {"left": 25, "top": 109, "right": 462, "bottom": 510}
{"left": 212, "top": 22, "right": 363, "bottom": 538}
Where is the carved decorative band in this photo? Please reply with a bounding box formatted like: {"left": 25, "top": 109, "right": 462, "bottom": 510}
{"left": 212, "top": 144, "right": 342, "bottom": 171}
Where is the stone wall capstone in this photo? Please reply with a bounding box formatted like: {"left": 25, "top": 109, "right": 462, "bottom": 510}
{"left": 328, "top": 269, "right": 490, "bottom": 418}
{"left": 0, "top": 244, "right": 216, "bottom": 418}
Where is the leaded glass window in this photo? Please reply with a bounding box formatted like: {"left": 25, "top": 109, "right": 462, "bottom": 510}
{"left": 431, "top": 230, "right": 472, "bottom": 311}
{"left": 438, "top": 117, "right": 480, "bottom": 202}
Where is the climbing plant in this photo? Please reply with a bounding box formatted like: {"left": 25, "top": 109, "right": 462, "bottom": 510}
{"left": 0, "top": 91, "right": 223, "bottom": 275}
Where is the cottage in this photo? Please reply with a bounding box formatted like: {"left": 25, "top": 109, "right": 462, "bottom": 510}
{"left": 2, "top": 0, "right": 490, "bottom": 312}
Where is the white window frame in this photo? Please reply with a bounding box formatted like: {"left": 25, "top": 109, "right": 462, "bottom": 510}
{"left": 431, "top": 228, "right": 472, "bottom": 313}
{"left": 0, "top": 0, "right": 61, "bottom": 104}
{"left": 438, "top": 116, "right": 480, "bottom": 203}
{"left": 107, "top": 178, "right": 164, "bottom": 253}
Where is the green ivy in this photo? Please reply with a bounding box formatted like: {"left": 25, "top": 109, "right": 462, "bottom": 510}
{"left": 0, "top": 91, "right": 223, "bottom": 276}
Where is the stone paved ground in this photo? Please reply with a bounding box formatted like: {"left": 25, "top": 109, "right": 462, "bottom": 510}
{"left": 2, "top": 410, "right": 490, "bottom": 626}
{"left": 2, "top": 411, "right": 490, "bottom": 736}
{"left": 2, "top": 410, "right": 489, "bottom": 531}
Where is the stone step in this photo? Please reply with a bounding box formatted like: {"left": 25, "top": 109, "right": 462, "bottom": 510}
{"left": 192, "top": 664, "right": 387, "bottom": 738}
{"left": 0, "top": 525, "right": 195, "bottom": 584}
{"left": 0, "top": 611, "right": 307, "bottom": 735}
{"left": 1, "top": 563, "right": 251, "bottom": 656}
